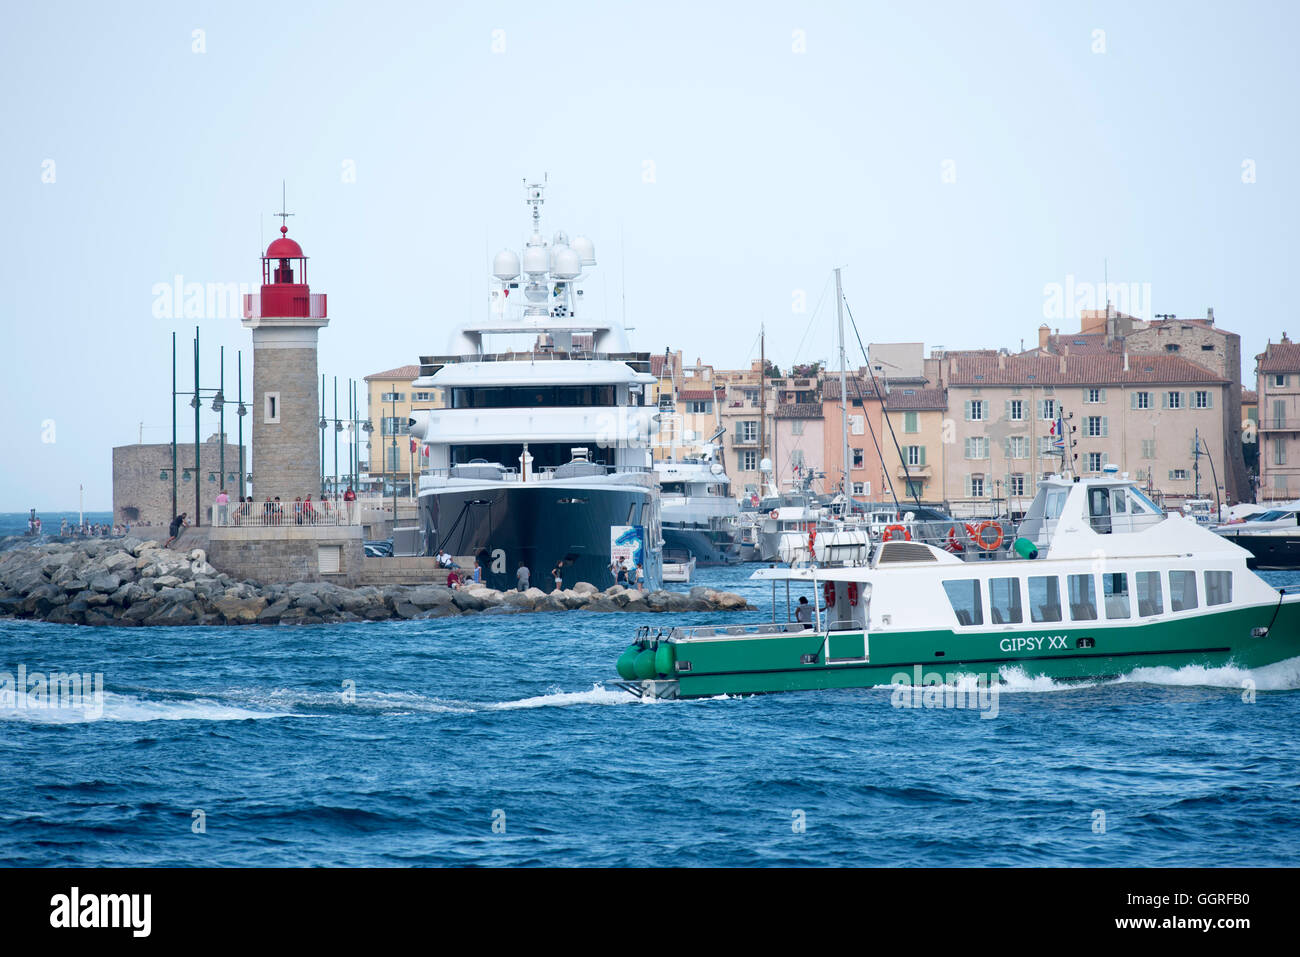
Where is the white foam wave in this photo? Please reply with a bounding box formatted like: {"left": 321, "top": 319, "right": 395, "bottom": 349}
{"left": 0, "top": 690, "right": 297, "bottom": 724}
{"left": 1113, "top": 655, "right": 1300, "bottom": 692}
{"left": 484, "top": 684, "right": 640, "bottom": 710}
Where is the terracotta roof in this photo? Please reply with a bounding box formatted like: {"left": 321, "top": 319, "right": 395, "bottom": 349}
{"left": 364, "top": 364, "right": 420, "bottom": 381}
{"left": 949, "top": 353, "right": 1226, "bottom": 386}
{"left": 650, "top": 353, "right": 670, "bottom": 377}
{"left": 1045, "top": 333, "right": 1122, "bottom": 355}
{"left": 885, "top": 388, "right": 947, "bottom": 411}
{"left": 821, "top": 376, "right": 885, "bottom": 401}
{"left": 678, "top": 389, "right": 714, "bottom": 401}
{"left": 1258, "top": 341, "right": 1300, "bottom": 373}
{"left": 1242, "top": 389, "right": 1258, "bottom": 403}
{"left": 774, "top": 402, "right": 822, "bottom": 419}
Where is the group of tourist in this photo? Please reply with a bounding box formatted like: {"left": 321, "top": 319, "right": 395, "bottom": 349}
{"left": 214, "top": 487, "right": 359, "bottom": 526}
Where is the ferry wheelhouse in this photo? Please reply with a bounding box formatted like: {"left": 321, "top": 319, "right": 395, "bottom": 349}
{"left": 615, "top": 470, "right": 1300, "bottom": 698}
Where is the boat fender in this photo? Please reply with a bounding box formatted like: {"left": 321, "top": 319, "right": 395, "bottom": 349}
{"left": 974, "top": 521, "right": 1003, "bottom": 551}
{"left": 883, "top": 524, "right": 910, "bottom": 542}
{"left": 633, "top": 648, "right": 659, "bottom": 681}
{"left": 1012, "top": 537, "right": 1038, "bottom": 560}
{"left": 823, "top": 581, "right": 836, "bottom": 608}
{"left": 847, "top": 582, "right": 859, "bottom": 606}
{"left": 654, "top": 641, "right": 675, "bottom": 677}
{"left": 616, "top": 644, "right": 642, "bottom": 681}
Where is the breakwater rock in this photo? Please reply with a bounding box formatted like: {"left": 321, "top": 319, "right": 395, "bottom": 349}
{"left": 0, "top": 538, "right": 753, "bottom": 627}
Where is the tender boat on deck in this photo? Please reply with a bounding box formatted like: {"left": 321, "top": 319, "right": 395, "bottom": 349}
{"left": 614, "top": 469, "right": 1300, "bottom": 699}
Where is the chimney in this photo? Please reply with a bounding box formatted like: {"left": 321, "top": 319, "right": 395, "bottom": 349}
{"left": 1207, "top": 308, "right": 1214, "bottom": 325}
{"left": 998, "top": 351, "right": 1006, "bottom": 370}
{"left": 1123, "top": 346, "right": 1129, "bottom": 372}
{"left": 1059, "top": 353, "right": 1067, "bottom": 375}
{"left": 1038, "top": 324, "right": 1050, "bottom": 351}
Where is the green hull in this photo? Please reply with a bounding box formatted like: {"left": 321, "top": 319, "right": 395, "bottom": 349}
{"left": 622, "top": 601, "right": 1300, "bottom": 699}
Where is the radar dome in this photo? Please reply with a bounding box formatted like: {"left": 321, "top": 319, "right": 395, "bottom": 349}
{"left": 522, "top": 245, "right": 549, "bottom": 276}
{"left": 571, "top": 235, "right": 596, "bottom": 265}
{"left": 492, "top": 249, "right": 520, "bottom": 281}
{"left": 552, "top": 246, "right": 581, "bottom": 279}
{"left": 760, "top": 458, "right": 773, "bottom": 473}
{"left": 552, "top": 230, "right": 569, "bottom": 247}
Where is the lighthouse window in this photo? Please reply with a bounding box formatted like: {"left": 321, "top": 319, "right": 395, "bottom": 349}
{"left": 1029, "top": 576, "right": 1062, "bottom": 623}
{"left": 1204, "top": 571, "right": 1232, "bottom": 606}
{"left": 264, "top": 392, "right": 280, "bottom": 424}
{"left": 1102, "top": 572, "right": 1130, "bottom": 619}
{"left": 1067, "top": 574, "right": 1097, "bottom": 621}
{"left": 1169, "top": 570, "right": 1198, "bottom": 612}
{"left": 941, "top": 580, "right": 983, "bottom": 627}
{"left": 988, "top": 577, "right": 1023, "bottom": 624}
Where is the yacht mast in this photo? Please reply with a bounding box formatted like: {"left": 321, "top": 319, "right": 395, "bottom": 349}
{"left": 836, "top": 267, "right": 849, "bottom": 496}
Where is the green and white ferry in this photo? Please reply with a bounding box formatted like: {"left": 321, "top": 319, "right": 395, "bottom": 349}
{"left": 614, "top": 468, "right": 1300, "bottom": 699}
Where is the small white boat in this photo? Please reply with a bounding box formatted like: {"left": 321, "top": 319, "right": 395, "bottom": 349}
{"left": 662, "top": 548, "right": 697, "bottom": 583}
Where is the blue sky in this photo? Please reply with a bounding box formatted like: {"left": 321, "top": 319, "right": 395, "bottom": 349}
{"left": 2, "top": 0, "right": 1295, "bottom": 509}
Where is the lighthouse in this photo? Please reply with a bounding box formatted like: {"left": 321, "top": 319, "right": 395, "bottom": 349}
{"left": 240, "top": 221, "right": 329, "bottom": 503}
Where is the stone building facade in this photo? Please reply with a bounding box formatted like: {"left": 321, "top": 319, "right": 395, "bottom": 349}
{"left": 112, "top": 435, "right": 244, "bottom": 527}
{"left": 1255, "top": 338, "right": 1300, "bottom": 501}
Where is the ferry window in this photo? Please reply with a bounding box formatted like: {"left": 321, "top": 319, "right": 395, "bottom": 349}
{"left": 1045, "top": 488, "right": 1069, "bottom": 519}
{"left": 1029, "top": 576, "right": 1062, "bottom": 622}
{"left": 1135, "top": 571, "right": 1164, "bottom": 616}
{"left": 1067, "top": 574, "right": 1097, "bottom": 621}
{"left": 1111, "top": 490, "right": 1127, "bottom": 514}
{"left": 1170, "top": 570, "right": 1198, "bottom": 611}
{"left": 1205, "top": 571, "right": 1232, "bottom": 606}
{"left": 1102, "top": 572, "right": 1130, "bottom": 619}
{"left": 942, "top": 580, "right": 983, "bottom": 627}
{"left": 1088, "top": 488, "right": 1112, "bottom": 534}
{"left": 988, "top": 578, "right": 1023, "bottom": 625}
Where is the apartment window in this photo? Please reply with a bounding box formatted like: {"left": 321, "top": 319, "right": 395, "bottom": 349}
{"left": 381, "top": 392, "right": 404, "bottom": 402}
{"left": 1067, "top": 574, "right": 1097, "bottom": 620}
{"left": 740, "top": 450, "right": 759, "bottom": 471}
{"left": 906, "top": 445, "right": 923, "bottom": 467}
{"left": 1087, "top": 452, "right": 1103, "bottom": 473}
{"left": 381, "top": 416, "right": 409, "bottom": 436}
{"left": 849, "top": 415, "right": 865, "bottom": 435}
{"left": 790, "top": 449, "right": 805, "bottom": 468}
{"left": 941, "top": 580, "right": 983, "bottom": 626}
{"left": 687, "top": 400, "right": 713, "bottom": 414}
{"left": 852, "top": 448, "right": 865, "bottom": 468}
{"left": 1008, "top": 435, "right": 1027, "bottom": 458}
{"left": 904, "top": 411, "right": 919, "bottom": 433}
{"left": 965, "top": 436, "right": 989, "bottom": 459}
{"left": 791, "top": 419, "right": 804, "bottom": 436}
{"left": 1275, "top": 374, "right": 1287, "bottom": 387}
{"left": 743, "top": 389, "right": 759, "bottom": 403}
{"left": 1029, "top": 576, "right": 1062, "bottom": 622}
{"left": 1141, "top": 439, "right": 1156, "bottom": 459}
{"left": 1038, "top": 436, "right": 1055, "bottom": 455}
{"left": 1166, "top": 391, "right": 1183, "bottom": 409}
{"left": 1273, "top": 400, "right": 1286, "bottom": 429}
{"left": 1086, "top": 388, "right": 1105, "bottom": 404}
{"left": 968, "top": 475, "right": 985, "bottom": 497}
{"left": 1086, "top": 415, "right": 1107, "bottom": 437}
{"left": 1170, "top": 570, "right": 1198, "bottom": 611}
{"left": 1039, "top": 399, "right": 1057, "bottom": 421}
{"left": 966, "top": 400, "right": 986, "bottom": 421}
{"left": 1008, "top": 474, "right": 1025, "bottom": 496}
{"left": 1194, "top": 390, "right": 1211, "bottom": 409}
{"left": 852, "top": 482, "right": 866, "bottom": 495}
{"left": 1008, "top": 399, "right": 1025, "bottom": 421}
{"left": 1205, "top": 571, "right": 1233, "bottom": 606}
{"left": 1169, "top": 468, "right": 1189, "bottom": 480}
{"left": 737, "top": 421, "right": 759, "bottom": 443}
{"left": 989, "top": 578, "right": 1023, "bottom": 625}
{"left": 1134, "top": 391, "right": 1151, "bottom": 410}
{"left": 904, "top": 480, "right": 924, "bottom": 498}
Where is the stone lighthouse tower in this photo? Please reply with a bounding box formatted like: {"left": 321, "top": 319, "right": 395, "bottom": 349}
{"left": 241, "top": 223, "right": 328, "bottom": 503}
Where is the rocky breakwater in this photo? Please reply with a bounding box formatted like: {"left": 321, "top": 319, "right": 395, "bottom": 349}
{"left": 0, "top": 539, "right": 753, "bottom": 627}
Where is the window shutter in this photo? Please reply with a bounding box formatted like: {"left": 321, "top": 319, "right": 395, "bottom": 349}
{"left": 1004, "top": 400, "right": 1011, "bottom": 419}
{"left": 1101, "top": 416, "right": 1109, "bottom": 437}
{"left": 1100, "top": 388, "right": 1107, "bottom": 403}
{"left": 1161, "top": 392, "right": 1168, "bottom": 409}
{"left": 920, "top": 446, "right": 927, "bottom": 466}
{"left": 1131, "top": 392, "right": 1138, "bottom": 410}
{"left": 964, "top": 475, "right": 972, "bottom": 496}
{"left": 964, "top": 400, "right": 972, "bottom": 421}
{"left": 1207, "top": 391, "right": 1214, "bottom": 409}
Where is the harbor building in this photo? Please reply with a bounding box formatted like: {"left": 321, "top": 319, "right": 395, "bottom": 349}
{"left": 820, "top": 374, "right": 884, "bottom": 498}
{"left": 879, "top": 387, "right": 948, "bottom": 505}
{"left": 112, "top": 435, "right": 244, "bottom": 527}
{"left": 1255, "top": 337, "right": 1300, "bottom": 501}
{"left": 364, "top": 364, "right": 443, "bottom": 495}
{"left": 714, "top": 361, "right": 771, "bottom": 500}
{"left": 650, "top": 351, "right": 725, "bottom": 462}
{"left": 770, "top": 380, "right": 825, "bottom": 495}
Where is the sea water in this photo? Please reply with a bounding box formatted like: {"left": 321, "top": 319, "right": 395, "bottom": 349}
{"left": 1, "top": 541, "right": 1298, "bottom": 866}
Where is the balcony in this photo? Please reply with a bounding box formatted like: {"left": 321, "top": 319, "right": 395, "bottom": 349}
{"left": 242, "top": 291, "right": 328, "bottom": 320}
{"left": 1259, "top": 418, "right": 1300, "bottom": 431}
{"left": 895, "top": 463, "right": 932, "bottom": 478}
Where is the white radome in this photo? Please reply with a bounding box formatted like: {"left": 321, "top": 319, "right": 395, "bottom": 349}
{"left": 571, "top": 235, "right": 596, "bottom": 265}
{"left": 552, "top": 246, "right": 581, "bottom": 279}
{"left": 492, "top": 249, "right": 520, "bottom": 281}
{"left": 522, "top": 245, "right": 549, "bottom": 276}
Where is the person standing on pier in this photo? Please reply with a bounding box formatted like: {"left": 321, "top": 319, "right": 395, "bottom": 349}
{"left": 166, "top": 513, "right": 189, "bottom": 548}
{"left": 516, "top": 563, "right": 530, "bottom": 592}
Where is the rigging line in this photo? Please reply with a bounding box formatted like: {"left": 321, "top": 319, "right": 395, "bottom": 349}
{"left": 841, "top": 293, "right": 925, "bottom": 515}
{"left": 792, "top": 272, "right": 835, "bottom": 364}
{"left": 847, "top": 367, "right": 901, "bottom": 516}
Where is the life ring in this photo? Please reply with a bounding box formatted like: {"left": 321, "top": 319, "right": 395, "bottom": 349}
{"left": 847, "top": 582, "right": 859, "bottom": 606}
{"left": 807, "top": 525, "right": 817, "bottom": 555}
{"left": 945, "top": 527, "right": 964, "bottom": 552}
{"left": 883, "top": 524, "right": 910, "bottom": 542}
{"left": 973, "top": 521, "right": 1004, "bottom": 550}
{"left": 823, "top": 581, "right": 836, "bottom": 608}
{"left": 770, "top": 509, "right": 780, "bottom": 520}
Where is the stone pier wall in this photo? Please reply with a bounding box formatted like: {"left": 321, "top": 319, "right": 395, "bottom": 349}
{"left": 207, "top": 525, "right": 364, "bottom": 587}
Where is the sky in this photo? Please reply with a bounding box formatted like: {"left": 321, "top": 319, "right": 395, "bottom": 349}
{"left": 1, "top": 0, "right": 1296, "bottom": 509}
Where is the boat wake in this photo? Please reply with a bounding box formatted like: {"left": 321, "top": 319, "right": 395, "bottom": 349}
{"left": 0, "top": 690, "right": 298, "bottom": 724}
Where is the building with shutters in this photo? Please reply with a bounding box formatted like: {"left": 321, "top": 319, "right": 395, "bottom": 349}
{"left": 1255, "top": 337, "right": 1300, "bottom": 502}
{"left": 934, "top": 349, "right": 1229, "bottom": 518}
{"left": 880, "top": 388, "right": 948, "bottom": 505}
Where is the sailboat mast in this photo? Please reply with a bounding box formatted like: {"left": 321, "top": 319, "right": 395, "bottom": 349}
{"left": 759, "top": 324, "right": 767, "bottom": 473}
{"left": 836, "top": 267, "right": 849, "bottom": 496}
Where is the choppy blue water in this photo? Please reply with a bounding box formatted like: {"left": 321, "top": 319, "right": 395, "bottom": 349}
{"left": 2, "top": 563, "right": 1299, "bottom": 867}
